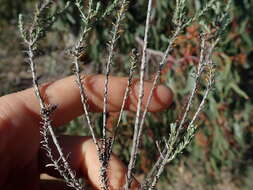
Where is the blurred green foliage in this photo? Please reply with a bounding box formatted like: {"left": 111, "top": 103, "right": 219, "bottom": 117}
{"left": 0, "top": 0, "right": 252, "bottom": 189}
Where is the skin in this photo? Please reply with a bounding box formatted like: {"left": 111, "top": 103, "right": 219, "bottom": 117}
{"left": 0, "top": 74, "right": 173, "bottom": 190}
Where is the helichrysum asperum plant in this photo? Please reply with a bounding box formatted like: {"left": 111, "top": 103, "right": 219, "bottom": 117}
{"left": 19, "top": 0, "right": 231, "bottom": 189}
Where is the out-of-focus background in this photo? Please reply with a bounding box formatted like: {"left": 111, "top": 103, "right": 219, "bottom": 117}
{"left": 0, "top": 0, "right": 252, "bottom": 189}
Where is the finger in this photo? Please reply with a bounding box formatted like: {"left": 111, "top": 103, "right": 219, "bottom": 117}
{"left": 0, "top": 75, "right": 173, "bottom": 127}
{"left": 39, "top": 135, "right": 139, "bottom": 190}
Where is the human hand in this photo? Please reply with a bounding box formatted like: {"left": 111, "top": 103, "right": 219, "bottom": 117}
{"left": 0, "top": 75, "right": 173, "bottom": 190}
